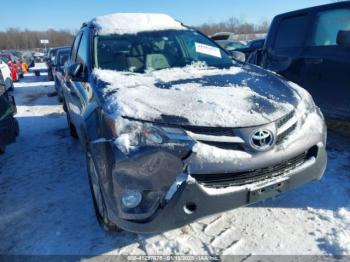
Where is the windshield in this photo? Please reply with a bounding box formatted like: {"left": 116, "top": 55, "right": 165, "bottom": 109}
{"left": 94, "top": 30, "right": 233, "bottom": 73}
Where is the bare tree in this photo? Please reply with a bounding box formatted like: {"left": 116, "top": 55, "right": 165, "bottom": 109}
{"left": 0, "top": 29, "right": 74, "bottom": 50}
{"left": 195, "top": 17, "right": 270, "bottom": 36}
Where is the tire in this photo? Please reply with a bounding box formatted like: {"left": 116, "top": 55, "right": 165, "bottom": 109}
{"left": 14, "top": 119, "right": 19, "bottom": 137}
{"left": 86, "top": 152, "right": 120, "bottom": 233}
{"left": 65, "top": 106, "right": 78, "bottom": 139}
{"left": 48, "top": 71, "right": 53, "bottom": 81}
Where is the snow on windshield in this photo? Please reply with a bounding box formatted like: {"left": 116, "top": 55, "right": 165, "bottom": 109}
{"left": 94, "top": 63, "right": 295, "bottom": 127}
{"left": 92, "top": 13, "right": 186, "bottom": 35}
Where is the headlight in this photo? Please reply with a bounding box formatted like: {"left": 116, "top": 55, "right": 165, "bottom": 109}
{"left": 106, "top": 116, "right": 192, "bottom": 153}
{"left": 295, "top": 87, "right": 317, "bottom": 126}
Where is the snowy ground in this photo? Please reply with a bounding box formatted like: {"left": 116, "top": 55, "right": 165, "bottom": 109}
{"left": 0, "top": 64, "right": 349, "bottom": 256}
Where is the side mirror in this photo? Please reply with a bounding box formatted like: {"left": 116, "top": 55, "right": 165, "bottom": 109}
{"left": 66, "top": 63, "right": 87, "bottom": 82}
{"left": 337, "top": 30, "right": 350, "bottom": 46}
{"left": 230, "top": 51, "right": 246, "bottom": 63}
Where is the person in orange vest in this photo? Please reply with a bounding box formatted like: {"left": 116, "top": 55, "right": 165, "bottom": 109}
{"left": 22, "top": 63, "right": 28, "bottom": 74}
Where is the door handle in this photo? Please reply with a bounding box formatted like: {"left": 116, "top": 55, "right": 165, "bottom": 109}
{"left": 304, "top": 58, "right": 323, "bottom": 64}
{"left": 68, "top": 87, "right": 78, "bottom": 96}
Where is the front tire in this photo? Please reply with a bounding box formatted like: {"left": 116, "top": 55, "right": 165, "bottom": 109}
{"left": 64, "top": 105, "right": 78, "bottom": 139}
{"left": 86, "top": 153, "right": 120, "bottom": 233}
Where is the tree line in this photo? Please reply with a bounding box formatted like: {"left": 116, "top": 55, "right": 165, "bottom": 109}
{"left": 195, "top": 17, "right": 270, "bottom": 36}
{"left": 0, "top": 17, "right": 270, "bottom": 50}
{"left": 0, "top": 28, "right": 74, "bottom": 50}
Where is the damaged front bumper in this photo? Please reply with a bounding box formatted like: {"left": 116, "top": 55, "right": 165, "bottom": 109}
{"left": 89, "top": 112, "right": 327, "bottom": 233}
{"left": 90, "top": 140, "right": 327, "bottom": 233}
{"left": 112, "top": 142, "right": 326, "bottom": 233}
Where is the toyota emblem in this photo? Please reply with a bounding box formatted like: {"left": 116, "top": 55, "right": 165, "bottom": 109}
{"left": 250, "top": 129, "right": 274, "bottom": 151}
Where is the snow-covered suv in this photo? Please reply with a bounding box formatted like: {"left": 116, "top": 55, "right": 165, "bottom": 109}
{"left": 62, "top": 13, "right": 327, "bottom": 233}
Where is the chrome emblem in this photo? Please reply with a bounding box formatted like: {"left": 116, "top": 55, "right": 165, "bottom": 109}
{"left": 250, "top": 129, "right": 274, "bottom": 151}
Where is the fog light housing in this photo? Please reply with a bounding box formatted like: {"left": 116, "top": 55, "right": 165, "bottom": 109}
{"left": 122, "top": 190, "right": 142, "bottom": 209}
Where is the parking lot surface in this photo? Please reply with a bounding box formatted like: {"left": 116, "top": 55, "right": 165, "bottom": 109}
{"left": 0, "top": 65, "right": 349, "bottom": 256}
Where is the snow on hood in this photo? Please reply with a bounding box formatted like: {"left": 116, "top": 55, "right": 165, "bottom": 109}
{"left": 94, "top": 63, "right": 299, "bottom": 127}
{"left": 92, "top": 13, "right": 186, "bottom": 35}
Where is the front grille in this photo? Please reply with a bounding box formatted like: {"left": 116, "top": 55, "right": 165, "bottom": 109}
{"left": 183, "top": 126, "right": 234, "bottom": 136}
{"left": 198, "top": 140, "right": 245, "bottom": 151}
{"left": 192, "top": 148, "right": 316, "bottom": 188}
{"left": 276, "top": 123, "right": 297, "bottom": 145}
{"left": 277, "top": 110, "right": 295, "bottom": 128}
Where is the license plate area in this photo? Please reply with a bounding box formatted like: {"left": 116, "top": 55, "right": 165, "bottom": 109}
{"left": 249, "top": 179, "right": 290, "bottom": 203}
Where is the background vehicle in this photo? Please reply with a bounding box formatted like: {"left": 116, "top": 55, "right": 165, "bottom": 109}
{"left": 210, "top": 32, "right": 236, "bottom": 41}
{"left": 52, "top": 47, "right": 70, "bottom": 102}
{"left": 251, "top": 2, "right": 350, "bottom": 121}
{"left": 21, "top": 51, "right": 35, "bottom": 68}
{"left": 46, "top": 47, "right": 70, "bottom": 81}
{"left": 235, "top": 38, "right": 265, "bottom": 58}
{"left": 0, "top": 58, "right": 14, "bottom": 91}
{"left": 33, "top": 51, "right": 45, "bottom": 62}
{"left": 0, "top": 52, "right": 23, "bottom": 79}
{"left": 0, "top": 70, "right": 19, "bottom": 154}
{"left": 216, "top": 40, "right": 247, "bottom": 52}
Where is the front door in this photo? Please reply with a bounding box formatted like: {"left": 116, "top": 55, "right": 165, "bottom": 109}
{"left": 300, "top": 6, "right": 350, "bottom": 120}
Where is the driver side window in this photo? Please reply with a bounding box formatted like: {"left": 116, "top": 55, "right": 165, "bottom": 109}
{"left": 76, "top": 31, "right": 90, "bottom": 75}
{"left": 71, "top": 32, "right": 82, "bottom": 62}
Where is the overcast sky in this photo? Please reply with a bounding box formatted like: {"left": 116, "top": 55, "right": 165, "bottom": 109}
{"left": 0, "top": 0, "right": 333, "bottom": 31}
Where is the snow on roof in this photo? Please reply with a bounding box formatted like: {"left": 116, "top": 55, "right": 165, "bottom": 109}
{"left": 92, "top": 13, "right": 186, "bottom": 35}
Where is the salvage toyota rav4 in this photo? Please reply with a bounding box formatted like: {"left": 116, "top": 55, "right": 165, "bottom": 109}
{"left": 62, "top": 13, "right": 327, "bottom": 233}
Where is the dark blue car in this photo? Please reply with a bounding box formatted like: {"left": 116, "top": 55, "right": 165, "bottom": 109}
{"left": 52, "top": 47, "right": 71, "bottom": 102}
{"left": 251, "top": 2, "right": 350, "bottom": 121}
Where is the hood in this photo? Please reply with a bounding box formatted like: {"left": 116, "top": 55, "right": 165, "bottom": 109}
{"left": 95, "top": 64, "right": 300, "bottom": 127}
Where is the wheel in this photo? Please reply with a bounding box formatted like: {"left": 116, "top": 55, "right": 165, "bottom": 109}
{"left": 87, "top": 153, "right": 120, "bottom": 233}
{"left": 14, "top": 119, "right": 19, "bottom": 137}
{"left": 65, "top": 106, "right": 78, "bottom": 138}
{"left": 48, "top": 72, "right": 53, "bottom": 81}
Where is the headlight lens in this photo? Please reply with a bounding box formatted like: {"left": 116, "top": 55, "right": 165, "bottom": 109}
{"left": 296, "top": 90, "right": 317, "bottom": 126}
{"left": 141, "top": 126, "right": 163, "bottom": 145}
{"left": 106, "top": 116, "right": 192, "bottom": 153}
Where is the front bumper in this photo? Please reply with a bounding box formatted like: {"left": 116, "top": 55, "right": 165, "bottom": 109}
{"left": 89, "top": 111, "right": 327, "bottom": 233}
{"left": 110, "top": 142, "right": 327, "bottom": 233}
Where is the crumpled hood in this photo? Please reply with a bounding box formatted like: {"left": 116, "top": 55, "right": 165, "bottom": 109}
{"left": 94, "top": 64, "right": 300, "bottom": 127}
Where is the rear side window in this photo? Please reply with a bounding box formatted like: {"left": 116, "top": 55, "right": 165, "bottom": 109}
{"left": 274, "top": 14, "right": 309, "bottom": 48}
{"left": 309, "top": 8, "right": 350, "bottom": 46}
